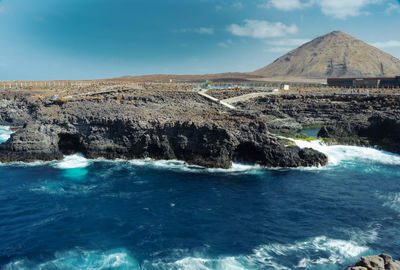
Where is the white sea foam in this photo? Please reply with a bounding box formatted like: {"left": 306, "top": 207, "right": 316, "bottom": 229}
{"left": 128, "top": 158, "right": 261, "bottom": 174}
{"left": 3, "top": 249, "right": 139, "bottom": 270}
{"left": 53, "top": 153, "right": 90, "bottom": 169}
{"left": 250, "top": 236, "right": 368, "bottom": 269}
{"left": 144, "top": 236, "right": 370, "bottom": 270}
{"left": 0, "top": 153, "right": 91, "bottom": 169}
{"left": 379, "top": 192, "right": 400, "bottom": 214}
{"left": 3, "top": 235, "right": 371, "bottom": 270}
{"left": 292, "top": 139, "right": 400, "bottom": 167}
{"left": 0, "top": 126, "right": 13, "bottom": 143}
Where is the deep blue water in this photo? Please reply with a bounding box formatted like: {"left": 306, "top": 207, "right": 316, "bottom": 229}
{"left": 1, "top": 127, "right": 400, "bottom": 269}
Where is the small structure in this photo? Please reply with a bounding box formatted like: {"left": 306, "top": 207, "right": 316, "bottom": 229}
{"left": 328, "top": 76, "right": 400, "bottom": 88}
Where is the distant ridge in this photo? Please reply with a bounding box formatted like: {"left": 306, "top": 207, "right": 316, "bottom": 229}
{"left": 252, "top": 31, "right": 400, "bottom": 79}
{"left": 118, "top": 31, "right": 400, "bottom": 83}
{"left": 115, "top": 73, "right": 263, "bottom": 83}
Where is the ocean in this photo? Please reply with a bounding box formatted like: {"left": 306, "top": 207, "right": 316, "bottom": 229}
{"left": 0, "top": 126, "right": 399, "bottom": 270}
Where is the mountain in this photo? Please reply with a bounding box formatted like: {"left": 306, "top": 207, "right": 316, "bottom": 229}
{"left": 253, "top": 31, "right": 400, "bottom": 79}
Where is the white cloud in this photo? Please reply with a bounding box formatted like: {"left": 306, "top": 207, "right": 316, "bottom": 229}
{"left": 386, "top": 2, "right": 400, "bottom": 13}
{"left": 195, "top": 27, "right": 214, "bottom": 35}
{"left": 227, "top": 20, "right": 298, "bottom": 39}
{"left": 259, "top": 0, "right": 312, "bottom": 11}
{"left": 218, "top": 39, "right": 233, "bottom": 48}
{"left": 0, "top": 5, "right": 4, "bottom": 13}
{"left": 372, "top": 40, "right": 400, "bottom": 48}
{"left": 260, "top": 0, "right": 382, "bottom": 19}
{"left": 233, "top": 1, "right": 244, "bottom": 9}
{"left": 173, "top": 27, "right": 214, "bottom": 35}
{"left": 317, "top": 0, "right": 381, "bottom": 19}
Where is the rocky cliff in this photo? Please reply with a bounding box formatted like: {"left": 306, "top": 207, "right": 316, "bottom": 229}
{"left": 0, "top": 89, "right": 327, "bottom": 168}
{"left": 236, "top": 93, "right": 400, "bottom": 154}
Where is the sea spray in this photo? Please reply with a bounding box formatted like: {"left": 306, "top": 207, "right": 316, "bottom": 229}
{"left": 3, "top": 249, "right": 139, "bottom": 270}
{"left": 54, "top": 153, "right": 90, "bottom": 169}
{"left": 0, "top": 126, "right": 13, "bottom": 143}
{"left": 291, "top": 139, "right": 400, "bottom": 167}
{"left": 142, "top": 235, "right": 371, "bottom": 270}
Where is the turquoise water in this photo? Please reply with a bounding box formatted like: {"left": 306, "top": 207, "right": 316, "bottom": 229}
{"left": 301, "top": 128, "right": 321, "bottom": 137}
{"left": 0, "top": 127, "right": 400, "bottom": 269}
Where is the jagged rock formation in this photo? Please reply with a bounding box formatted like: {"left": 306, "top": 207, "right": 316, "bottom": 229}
{"left": 235, "top": 94, "right": 400, "bottom": 155}
{"left": 0, "top": 89, "right": 327, "bottom": 168}
{"left": 346, "top": 254, "right": 400, "bottom": 270}
{"left": 1, "top": 87, "right": 399, "bottom": 168}
{"left": 253, "top": 31, "right": 400, "bottom": 79}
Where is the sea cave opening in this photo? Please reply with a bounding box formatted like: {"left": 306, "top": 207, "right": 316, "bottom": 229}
{"left": 58, "top": 133, "right": 86, "bottom": 155}
{"left": 234, "top": 142, "right": 265, "bottom": 163}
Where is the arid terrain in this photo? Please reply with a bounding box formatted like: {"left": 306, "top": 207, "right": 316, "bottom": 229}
{"left": 0, "top": 79, "right": 399, "bottom": 168}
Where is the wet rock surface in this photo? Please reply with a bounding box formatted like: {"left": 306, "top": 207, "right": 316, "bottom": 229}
{"left": 1, "top": 89, "right": 399, "bottom": 167}
{"left": 0, "top": 89, "right": 329, "bottom": 168}
{"left": 237, "top": 94, "right": 400, "bottom": 154}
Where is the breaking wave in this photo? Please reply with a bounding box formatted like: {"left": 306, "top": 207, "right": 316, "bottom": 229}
{"left": 3, "top": 249, "right": 139, "bottom": 270}
{"left": 3, "top": 236, "right": 371, "bottom": 270}
{"left": 53, "top": 153, "right": 90, "bottom": 169}
{"left": 144, "top": 236, "right": 370, "bottom": 270}
{"left": 0, "top": 126, "right": 13, "bottom": 143}
{"left": 292, "top": 139, "right": 400, "bottom": 167}
{"left": 128, "top": 158, "right": 261, "bottom": 174}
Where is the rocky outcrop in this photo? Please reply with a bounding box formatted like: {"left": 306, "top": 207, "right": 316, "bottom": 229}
{"left": 346, "top": 254, "right": 400, "bottom": 270}
{"left": 0, "top": 120, "right": 327, "bottom": 168}
{"left": 2, "top": 89, "right": 398, "bottom": 168}
{"left": 319, "top": 114, "right": 400, "bottom": 153}
{"left": 237, "top": 94, "right": 400, "bottom": 154}
{"left": 0, "top": 90, "right": 328, "bottom": 168}
{"left": 0, "top": 98, "right": 33, "bottom": 126}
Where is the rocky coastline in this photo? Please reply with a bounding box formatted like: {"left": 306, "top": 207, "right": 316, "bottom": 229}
{"left": 0, "top": 88, "right": 399, "bottom": 168}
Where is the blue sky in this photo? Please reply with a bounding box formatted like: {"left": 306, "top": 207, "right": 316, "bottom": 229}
{"left": 0, "top": 0, "right": 399, "bottom": 80}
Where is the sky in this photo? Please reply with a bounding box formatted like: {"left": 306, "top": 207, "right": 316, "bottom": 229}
{"left": 0, "top": 0, "right": 399, "bottom": 80}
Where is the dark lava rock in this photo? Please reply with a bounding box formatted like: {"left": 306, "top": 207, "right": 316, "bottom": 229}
{"left": 0, "top": 90, "right": 327, "bottom": 168}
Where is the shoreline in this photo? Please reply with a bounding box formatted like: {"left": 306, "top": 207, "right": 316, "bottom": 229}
{"left": 0, "top": 85, "right": 399, "bottom": 168}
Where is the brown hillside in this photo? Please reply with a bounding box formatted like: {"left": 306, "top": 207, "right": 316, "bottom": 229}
{"left": 253, "top": 31, "right": 400, "bottom": 79}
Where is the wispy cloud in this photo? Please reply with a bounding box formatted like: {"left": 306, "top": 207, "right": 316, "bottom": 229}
{"left": 385, "top": 2, "right": 400, "bottom": 13}
{"left": 216, "top": 1, "right": 244, "bottom": 11}
{"left": 259, "top": 0, "right": 313, "bottom": 11}
{"left": 218, "top": 39, "right": 233, "bottom": 48}
{"left": 318, "top": 0, "right": 382, "bottom": 19}
{"left": 260, "top": 0, "right": 382, "bottom": 19}
{"left": 227, "top": 20, "right": 298, "bottom": 39}
{"left": 372, "top": 40, "right": 400, "bottom": 48}
{"left": 172, "top": 27, "right": 214, "bottom": 35}
{"left": 232, "top": 1, "right": 244, "bottom": 9}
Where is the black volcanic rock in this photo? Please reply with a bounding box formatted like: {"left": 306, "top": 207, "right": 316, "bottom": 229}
{"left": 237, "top": 94, "right": 400, "bottom": 155}
{"left": 0, "top": 89, "right": 328, "bottom": 168}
